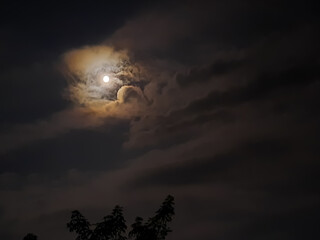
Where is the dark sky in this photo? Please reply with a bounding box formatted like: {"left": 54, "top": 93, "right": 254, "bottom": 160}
{"left": 1, "top": 0, "right": 320, "bottom": 239}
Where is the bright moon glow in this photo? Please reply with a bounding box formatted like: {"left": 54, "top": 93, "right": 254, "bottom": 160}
{"left": 103, "top": 75, "right": 110, "bottom": 83}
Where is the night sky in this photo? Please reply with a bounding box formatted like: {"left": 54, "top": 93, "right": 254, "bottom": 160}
{"left": 1, "top": 0, "right": 320, "bottom": 239}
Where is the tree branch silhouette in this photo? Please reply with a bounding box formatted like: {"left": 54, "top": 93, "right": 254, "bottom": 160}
{"left": 23, "top": 233, "right": 38, "bottom": 240}
{"left": 66, "top": 195, "right": 175, "bottom": 240}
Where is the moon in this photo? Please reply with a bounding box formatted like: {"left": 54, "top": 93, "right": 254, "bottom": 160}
{"left": 103, "top": 75, "right": 110, "bottom": 83}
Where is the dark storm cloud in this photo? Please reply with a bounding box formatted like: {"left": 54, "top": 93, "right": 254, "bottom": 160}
{"left": 0, "top": 123, "right": 129, "bottom": 175}
{"left": 122, "top": 14, "right": 320, "bottom": 148}
{"left": 175, "top": 61, "right": 320, "bottom": 116}
{"left": 176, "top": 59, "right": 243, "bottom": 88}
{"left": 131, "top": 139, "right": 288, "bottom": 187}
{"left": 1, "top": 0, "right": 320, "bottom": 240}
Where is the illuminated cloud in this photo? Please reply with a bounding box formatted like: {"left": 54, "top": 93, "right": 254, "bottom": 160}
{"left": 62, "top": 45, "right": 145, "bottom": 107}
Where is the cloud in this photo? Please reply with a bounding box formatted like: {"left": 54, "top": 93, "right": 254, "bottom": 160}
{"left": 117, "top": 85, "right": 145, "bottom": 104}
{"left": 176, "top": 59, "right": 243, "bottom": 88}
{"left": 0, "top": 108, "right": 103, "bottom": 154}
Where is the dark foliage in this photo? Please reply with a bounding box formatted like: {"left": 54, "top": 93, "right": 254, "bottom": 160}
{"left": 67, "top": 210, "right": 93, "bottom": 240}
{"left": 91, "top": 206, "right": 127, "bottom": 240}
{"left": 66, "top": 195, "right": 174, "bottom": 240}
{"left": 23, "top": 233, "right": 38, "bottom": 240}
{"left": 129, "top": 195, "right": 175, "bottom": 240}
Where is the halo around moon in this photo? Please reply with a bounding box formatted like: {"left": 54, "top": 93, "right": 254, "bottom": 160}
{"left": 63, "top": 45, "right": 146, "bottom": 105}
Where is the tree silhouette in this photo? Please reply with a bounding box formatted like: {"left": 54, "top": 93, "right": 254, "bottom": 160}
{"left": 129, "top": 195, "right": 175, "bottom": 240}
{"left": 23, "top": 233, "right": 38, "bottom": 240}
{"left": 67, "top": 195, "right": 175, "bottom": 240}
{"left": 67, "top": 210, "right": 92, "bottom": 240}
{"left": 91, "top": 206, "right": 127, "bottom": 240}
